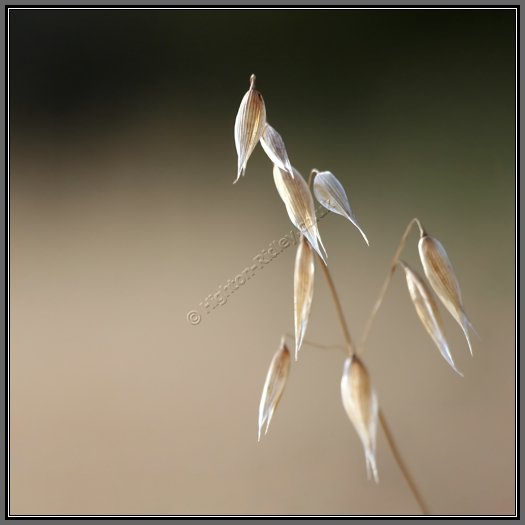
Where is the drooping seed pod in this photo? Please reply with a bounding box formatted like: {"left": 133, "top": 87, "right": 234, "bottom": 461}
{"left": 234, "top": 74, "right": 266, "bottom": 183}
{"left": 313, "top": 170, "right": 369, "bottom": 246}
{"left": 399, "top": 261, "right": 462, "bottom": 375}
{"left": 258, "top": 338, "right": 291, "bottom": 442}
{"left": 260, "top": 123, "right": 294, "bottom": 177}
{"left": 340, "top": 356, "right": 379, "bottom": 482}
{"left": 418, "top": 234, "right": 475, "bottom": 355}
{"left": 294, "top": 236, "right": 315, "bottom": 360}
{"left": 273, "top": 164, "right": 327, "bottom": 264}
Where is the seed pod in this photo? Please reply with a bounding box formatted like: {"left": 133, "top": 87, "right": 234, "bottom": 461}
{"left": 340, "top": 356, "right": 379, "bottom": 482}
{"left": 294, "top": 236, "right": 315, "bottom": 360}
{"left": 258, "top": 338, "right": 291, "bottom": 442}
{"left": 313, "top": 170, "right": 369, "bottom": 246}
{"left": 400, "top": 261, "right": 462, "bottom": 375}
{"left": 260, "top": 123, "right": 294, "bottom": 177}
{"left": 418, "top": 234, "right": 475, "bottom": 355}
{"left": 273, "top": 164, "right": 327, "bottom": 264}
{"left": 234, "top": 74, "right": 267, "bottom": 183}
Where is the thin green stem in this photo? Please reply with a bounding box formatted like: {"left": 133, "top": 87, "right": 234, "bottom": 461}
{"left": 359, "top": 218, "right": 425, "bottom": 350}
{"left": 317, "top": 254, "right": 355, "bottom": 357}
{"left": 379, "top": 409, "right": 430, "bottom": 515}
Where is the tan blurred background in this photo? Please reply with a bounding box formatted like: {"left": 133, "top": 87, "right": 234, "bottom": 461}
{"left": 9, "top": 9, "right": 515, "bottom": 515}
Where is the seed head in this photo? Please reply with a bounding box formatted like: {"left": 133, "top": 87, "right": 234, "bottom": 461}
{"left": 418, "top": 234, "right": 475, "bottom": 355}
{"left": 313, "top": 170, "right": 369, "bottom": 246}
{"left": 400, "top": 261, "right": 462, "bottom": 375}
{"left": 273, "top": 164, "right": 327, "bottom": 264}
{"left": 258, "top": 338, "right": 291, "bottom": 442}
{"left": 340, "top": 356, "right": 379, "bottom": 482}
{"left": 234, "top": 74, "right": 267, "bottom": 183}
{"left": 294, "top": 236, "right": 315, "bottom": 360}
{"left": 260, "top": 123, "right": 294, "bottom": 177}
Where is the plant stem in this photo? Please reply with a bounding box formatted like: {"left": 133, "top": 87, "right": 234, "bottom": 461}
{"left": 314, "top": 244, "right": 428, "bottom": 514}
{"left": 379, "top": 409, "right": 430, "bottom": 515}
{"left": 360, "top": 217, "right": 425, "bottom": 350}
{"left": 316, "top": 254, "right": 355, "bottom": 357}
{"left": 285, "top": 333, "right": 345, "bottom": 352}
{"left": 308, "top": 168, "right": 319, "bottom": 190}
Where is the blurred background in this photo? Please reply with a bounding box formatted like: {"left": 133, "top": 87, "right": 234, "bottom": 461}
{"left": 9, "top": 8, "right": 515, "bottom": 516}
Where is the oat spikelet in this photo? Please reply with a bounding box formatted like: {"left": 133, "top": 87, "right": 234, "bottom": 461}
{"left": 260, "top": 123, "right": 294, "bottom": 177}
{"left": 234, "top": 74, "right": 267, "bottom": 183}
{"left": 400, "top": 261, "right": 462, "bottom": 376}
{"left": 340, "top": 356, "right": 379, "bottom": 482}
{"left": 313, "top": 170, "right": 369, "bottom": 246}
{"left": 273, "top": 164, "right": 327, "bottom": 263}
{"left": 294, "top": 236, "right": 315, "bottom": 360}
{"left": 258, "top": 338, "right": 291, "bottom": 442}
{"left": 418, "top": 234, "right": 475, "bottom": 355}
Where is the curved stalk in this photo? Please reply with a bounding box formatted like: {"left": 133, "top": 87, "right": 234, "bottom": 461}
{"left": 317, "top": 254, "right": 355, "bottom": 356}
{"left": 308, "top": 168, "right": 319, "bottom": 190}
{"left": 360, "top": 218, "right": 425, "bottom": 350}
{"left": 379, "top": 409, "right": 430, "bottom": 515}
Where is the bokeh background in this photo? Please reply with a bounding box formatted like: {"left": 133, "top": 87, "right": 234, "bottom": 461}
{"left": 9, "top": 8, "right": 515, "bottom": 516}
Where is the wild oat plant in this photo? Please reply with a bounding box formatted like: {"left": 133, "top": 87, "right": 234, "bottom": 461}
{"left": 233, "top": 74, "right": 476, "bottom": 514}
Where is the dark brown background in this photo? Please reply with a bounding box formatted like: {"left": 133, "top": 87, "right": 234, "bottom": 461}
{"left": 10, "top": 8, "right": 515, "bottom": 515}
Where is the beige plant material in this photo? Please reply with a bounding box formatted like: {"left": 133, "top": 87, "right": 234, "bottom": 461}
{"left": 418, "top": 234, "right": 475, "bottom": 355}
{"left": 260, "top": 123, "right": 294, "bottom": 177}
{"left": 294, "top": 236, "right": 315, "bottom": 360}
{"left": 313, "top": 170, "right": 369, "bottom": 246}
{"left": 234, "top": 74, "right": 267, "bottom": 183}
{"left": 258, "top": 338, "right": 291, "bottom": 442}
{"left": 273, "top": 164, "right": 327, "bottom": 263}
{"left": 340, "top": 356, "right": 379, "bottom": 482}
{"left": 400, "top": 261, "right": 462, "bottom": 376}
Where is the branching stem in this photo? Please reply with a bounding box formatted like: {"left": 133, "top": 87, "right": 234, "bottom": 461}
{"left": 315, "top": 244, "right": 429, "bottom": 515}
{"left": 360, "top": 217, "right": 425, "bottom": 350}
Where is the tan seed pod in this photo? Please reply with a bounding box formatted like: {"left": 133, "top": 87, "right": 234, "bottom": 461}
{"left": 260, "top": 123, "right": 294, "bottom": 177}
{"left": 258, "top": 338, "right": 291, "bottom": 442}
{"left": 418, "top": 234, "right": 475, "bottom": 355}
{"left": 340, "top": 356, "right": 379, "bottom": 482}
{"left": 400, "top": 261, "right": 462, "bottom": 376}
{"left": 294, "top": 236, "right": 315, "bottom": 360}
{"left": 313, "top": 170, "right": 369, "bottom": 246}
{"left": 234, "top": 74, "right": 267, "bottom": 183}
{"left": 273, "top": 164, "right": 327, "bottom": 264}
